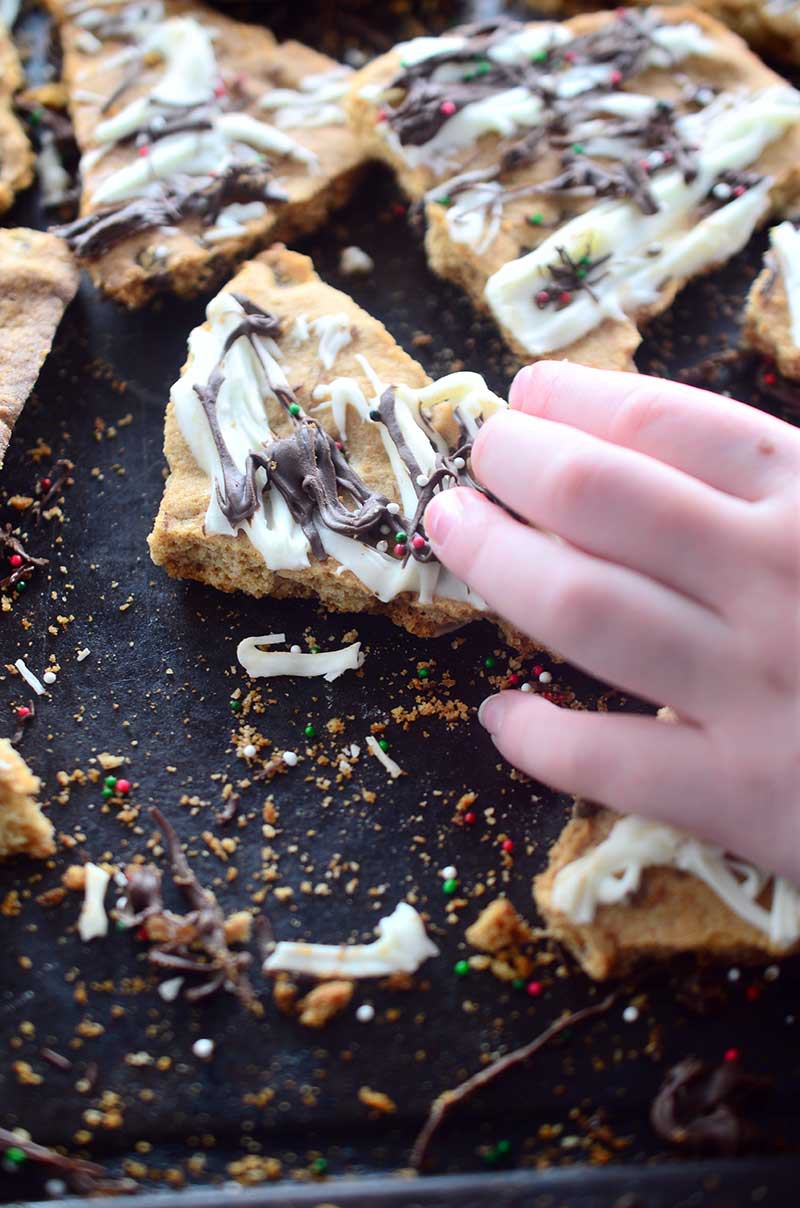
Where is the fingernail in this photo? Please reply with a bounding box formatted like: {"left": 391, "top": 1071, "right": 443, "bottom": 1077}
{"left": 477, "top": 694, "right": 503, "bottom": 734}
{"left": 508, "top": 365, "right": 533, "bottom": 410}
{"left": 424, "top": 489, "right": 464, "bottom": 548}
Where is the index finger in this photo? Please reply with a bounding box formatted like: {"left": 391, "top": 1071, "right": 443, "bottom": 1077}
{"left": 509, "top": 362, "right": 799, "bottom": 502}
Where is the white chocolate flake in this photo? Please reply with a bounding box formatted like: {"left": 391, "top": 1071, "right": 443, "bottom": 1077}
{"left": 237, "top": 634, "right": 363, "bottom": 681}
{"left": 78, "top": 863, "right": 110, "bottom": 942}
{"left": 365, "top": 734, "right": 404, "bottom": 779}
{"left": 263, "top": 901, "right": 438, "bottom": 978}
{"left": 769, "top": 220, "right": 800, "bottom": 349}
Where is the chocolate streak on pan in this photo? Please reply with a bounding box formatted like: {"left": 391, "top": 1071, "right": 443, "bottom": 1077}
{"left": 650, "top": 1057, "right": 768, "bottom": 1155}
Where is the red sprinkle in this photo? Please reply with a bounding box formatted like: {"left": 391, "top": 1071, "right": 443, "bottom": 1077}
{"left": 762, "top": 371, "right": 777, "bottom": 386}
{"left": 136, "top": 926, "right": 148, "bottom": 942}
{"left": 411, "top": 534, "right": 426, "bottom": 551}
{"left": 532, "top": 664, "right": 543, "bottom": 676}
{"left": 464, "top": 811, "right": 477, "bottom": 826}
{"left": 393, "top": 543, "right": 406, "bottom": 558}
{"left": 638, "top": 159, "right": 651, "bottom": 173}
{"left": 745, "top": 985, "right": 761, "bottom": 1002}
{"left": 723, "top": 1047, "right": 740, "bottom": 1063}
{"left": 440, "top": 100, "right": 457, "bottom": 116}
{"left": 733, "top": 185, "right": 745, "bottom": 197}
{"left": 9, "top": 554, "right": 22, "bottom": 568}
{"left": 376, "top": 109, "right": 387, "bottom": 124}
{"left": 610, "top": 69, "right": 622, "bottom": 85}
{"left": 564, "top": 50, "right": 576, "bottom": 62}
{"left": 213, "top": 81, "right": 227, "bottom": 97}
{"left": 526, "top": 980, "right": 543, "bottom": 997}
{"left": 393, "top": 203, "right": 406, "bottom": 217}
{"left": 16, "top": 706, "right": 31, "bottom": 719}
{"left": 40, "top": 477, "right": 52, "bottom": 492}
{"left": 501, "top": 839, "right": 514, "bottom": 854}
{"left": 507, "top": 673, "right": 519, "bottom": 686}
{"left": 335, "top": 440, "right": 343, "bottom": 450}
{"left": 535, "top": 290, "right": 550, "bottom": 306}
{"left": 138, "top": 144, "right": 150, "bottom": 157}
{"left": 558, "top": 291, "right": 572, "bottom": 305}
{"left": 115, "top": 779, "right": 131, "bottom": 795}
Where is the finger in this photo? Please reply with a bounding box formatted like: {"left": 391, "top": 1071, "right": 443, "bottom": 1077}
{"left": 425, "top": 487, "right": 732, "bottom": 719}
{"left": 509, "top": 362, "right": 800, "bottom": 502}
{"left": 472, "top": 409, "right": 746, "bottom": 607}
{"left": 477, "top": 692, "right": 797, "bottom": 882}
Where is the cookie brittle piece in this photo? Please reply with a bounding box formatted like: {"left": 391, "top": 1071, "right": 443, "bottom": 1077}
{"left": 743, "top": 217, "right": 800, "bottom": 381}
{"left": 347, "top": 7, "right": 800, "bottom": 370}
{"left": 0, "top": 738, "right": 54, "bottom": 860}
{"left": 0, "top": 22, "right": 34, "bottom": 212}
{"left": 0, "top": 229, "right": 79, "bottom": 469}
{"left": 534, "top": 804, "right": 800, "bottom": 979}
{"left": 148, "top": 246, "right": 515, "bottom": 642}
{"left": 50, "top": 0, "right": 365, "bottom": 306}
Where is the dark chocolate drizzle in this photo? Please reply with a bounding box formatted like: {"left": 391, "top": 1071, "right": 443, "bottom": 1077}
{"left": 650, "top": 1057, "right": 766, "bottom": 1155}
{"left": 193, "top": 295, "right": 487, "bottom": 569}
{"left": 54, "top": 163, "right": 287, "bottom": 259}
{"left": 534, "top": 244, "right": 612, "bottom": 309}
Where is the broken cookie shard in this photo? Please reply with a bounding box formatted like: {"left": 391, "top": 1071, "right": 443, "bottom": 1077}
{"left": 0, "top": 738, "right": 55, "bottom": 860}
{"left": 534, "top": 806, "right": 800, "bottom": 979}
{"left": 0, "top": 24, "right": 34, "bottom": 213}
{"left": 0, "top": 229, "right": 79, "bottom": 468}
{"left": 347, "top": 7, "right": 800, "bottom": 369}
{"left": 48, "top": 0, "right": 365, "bottom": 305}
{"left": 148, "top": 245, "right": 515, "bottom": 642}
{"left": 743, "top": 216, "right": 800, "bottom": 380}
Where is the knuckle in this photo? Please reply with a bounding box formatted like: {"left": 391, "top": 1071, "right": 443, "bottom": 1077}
{"left": 548, "top": 571, "right": 608, "bottom": 641}
{"left": 610, "top": 384, "right": 672, "bottom": 446}
{"left": 547, "top": 451, "right": 602, "bottom": 518}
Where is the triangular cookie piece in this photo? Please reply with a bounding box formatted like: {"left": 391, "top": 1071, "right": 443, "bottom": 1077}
{"left": 743, "top": 216, "right": 800, "bottom": 382}
{"left": 346, "top": 7, "right": 800, "bottom": 369}
{"left": 0, "top": 738, "right": 54, "bottom": 860}
{"left": 148, "top": 246, "right": 515, "bottom": 641}
{"left": 0, "top": 23, "right": 34, "bottom": 212}
{"left": 0, "top": 229, "right": 79, "bottom": 468}
{"left": 534, "top": 804, "right": 800, "bottom": 979}
{"left": 50, "top": 0, "right": 365, "bottom": 306}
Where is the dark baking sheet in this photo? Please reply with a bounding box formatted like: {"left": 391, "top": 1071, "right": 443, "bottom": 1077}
{"left": 2, "top": 3, "right": 800, "bottom": 1205}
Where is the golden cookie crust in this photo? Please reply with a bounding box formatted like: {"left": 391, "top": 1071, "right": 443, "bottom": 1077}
{"left": 0, "top": 737, "right": 54, "bottom": 860}
{"left": 148, "top": 245, "right": 525, "bottom": 642}
{"left": 534, "top": 806, "right": 799, "bottom": 979}
{"left": 0, "top": 25, "right": 35, "bottom": 213}
{"left": 346, "top": 6, "right": 800, "bottom": 370}
{"left": 743, "top": 226, "right": 800, "bottom": 381}
{"left": 47, "top": 0, "right": 366, "bottom": 307}
{"left": 0, "top": 229, "right": 79, "bottom": 468}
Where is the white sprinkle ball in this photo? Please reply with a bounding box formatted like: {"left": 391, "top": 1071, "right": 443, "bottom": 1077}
{"left": 538, "top": 671, "right": 552, "bottom": 684}
{"left": 622, "top": 1005, "right": 639, "bottom": 1023}
{"left": 521, "top": 682, "right": 532, "bottom": 693}
{"left": 441, "top": 865, "right": 457, "bottom": 881}
{"left": 786, "top": 1014, "right": 796, "bottom": 1025}
{"left": 158, "top": 976, "right": 184, "bottom": 1002}
{"left": 415, "top": 474, "right": 428, "bottom": 487}
{"left": 712, "top": 181, "right": 732, "bottom": 200}
{"left": 356, "top": 1004, "right": 375, "bottom": 1023}
{"left": 453, "top": 456, "right": 466, "bottom": 470}
{"left": 43, "top": 671, "right": 57, "bottom": 685}
{"left": 45, "top": 1180, "right": 67, "bottom": 1199}
{"left": 764, "top": 964, "right": 780, "bottom": 982}
{"left": 290, "top": 645, "right": 302, "bottom": 655}
{"left": 192, "top": 1038, "right": 214, "bottom": 1060}
{"left": 727, "top": 967, "right": 741, "bottom": 982}
{"left": 283, "top": 750, "right": 298, "bottom": 767}
{"left": 387, "top": 502, "right": 400, "bottom": 515}
{"left": 377, "top": 540, "right": 388, "bottom": 553}
{"left": 242, "top": 744, "right": 257, "bottom": 759}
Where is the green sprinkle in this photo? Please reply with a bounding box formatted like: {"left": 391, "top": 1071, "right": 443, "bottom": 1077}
{"left": 443, "top": 877, "right": 458, "bottom": 896}
{"left": 378, "top": 738, "right": 389, "bottom": 752}
{"left": 495, "top": 1139, "right": 512, "bottom": 1156}
{"left": 484, "top": 655, "right": 496, "bottom": 669}
{"left": 311, "top": 1157, "right": 328, "bottom": 1175}
{"left": 304, "top": 723, "right": 316, "bottom": 739}
{"left": 417, "top": 666, "right": 429, "bottom": 680}
{"left": 288, "top": 402, "right": 301, "bottom": 417}
{"left": 454, "top": 959, "right": 470, "bottom": 977}
{"left": 4, "top": 1148, "right": 26, "bottom": 1165}
{"left": 310, "top": 646, "right": 320, "bottom": 654}
{"left": 512, "top": 978, "right": 525, "bottom": 991}
{"left": 400, "top": 59, "right": 409, "bottom": 68}
{"left": 577, "top": 268, "right": 587, "bottom": 279}
{"left": 483, "top": 1148, "right": 499, "bottom": 1166}
{"left": 102, "top": 786, "right": 114, "bottom": 800}
{"left": 527, "top": 212, "right": 544, "bottom": 226}
{"left": 394, "top": 530, "right": 407, "bottom": 544}
{"left": 30, "top": 108, "right": 43, "bottom": 126}
{"left": 15, "top": 580, "right": 26, "bottom": 592}
{"left": 436, "top": 194, "right": 452, "bottom": 206}
{"left": 532, "top": 50, "right": 549, "bottom": 62}
{"left": 104, "top": 775, "right": 118, "bottom": 789}
{"left": 229, "top": 699, "right": 241, "bottom": 713}
{"left": 115, "top": 919, "right": 128, "bottom": 932}
{"left": 465, "top": 59, "right": 491, "bottom": 79}
{"left": 571, "top": 142, "right": 585, "bottom": 154}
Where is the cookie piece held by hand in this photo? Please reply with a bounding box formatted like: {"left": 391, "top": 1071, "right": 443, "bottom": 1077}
{"left": 347, "top": 7, "right": 800, "bottom": 370}
{"left": 148, "top": 246, "right": 518, "bottom": 643}
{"left": 0, "top": 738, "right": 54, "bottom": 860}
{"left": 0, "top": 229, "right": 79, "bottom": 469}
{"left": 743, "top": 217, "right": 800, "bottom": 382}
{"left": 534, "top": 804, "right": 800, "bottom": 979}
{"left": 49, "top": 0, "right": 365, "bottom": 306}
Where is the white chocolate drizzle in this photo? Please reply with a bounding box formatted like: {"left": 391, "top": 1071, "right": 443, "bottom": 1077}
{"left": 259, "top": 66, "right": 352, "bottom": 129}
{"left": 769, "top": 219, "right": 800, "bottom": 349}
{"left": 263, "top": 901, "right": 439, "bottom": 978}
{"left": 236, "top": 632, "right": 363, "bottom": 681}
{"left": 485, "top": 87, "right": 800, "bottom": 355}
{"left": 551, "top": 814, "right": 800, "bottom": 950}
{"left": 78, "top": 863, "right": 111, "bottom": 942}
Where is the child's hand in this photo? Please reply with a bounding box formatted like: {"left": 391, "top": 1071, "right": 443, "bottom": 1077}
{"left": 425, "top": 363, "right": 800, "bottom": 881}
